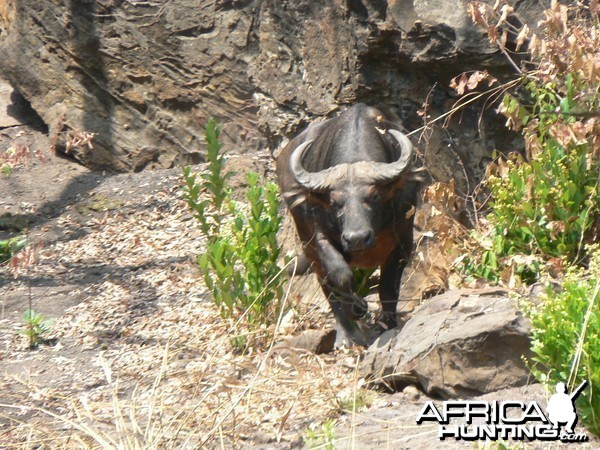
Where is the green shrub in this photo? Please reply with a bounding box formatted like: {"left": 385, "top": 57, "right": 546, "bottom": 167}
{"left": 458, "top": 2, "right": 598, "bottom": 285}
{"left": 183, "top": 119, "right": 287, "bottom": 328}
{"left": 182, "top": 118, "right": 232, "bottom": 238}
{"left": 197, "top": 173, "right": 285, "bottom": 324}
{"left": 482, "top": 78, "right": 597, "bottom": 277}
{"left": 523, "top": 245, "right": 599, "bottom": 436}
{"left": 460, "top": 80, "right": 598, "bottom": 283}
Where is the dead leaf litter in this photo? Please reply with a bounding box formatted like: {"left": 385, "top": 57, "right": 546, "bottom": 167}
{"left": 0, "top": 167, "right": 361, "bottom": 448}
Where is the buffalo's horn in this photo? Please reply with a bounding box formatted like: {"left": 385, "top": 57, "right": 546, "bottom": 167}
{"left": 289, "top": 140, "right": 345, "bottom": 191}
{"left": 365, "top": 129, "right": 414, "bottom": 183}
{"left": 290, "top": 129, "right": 414, "bottom": 190}
{"left": 378, "top": 130, "right": 414, "bottom": 182}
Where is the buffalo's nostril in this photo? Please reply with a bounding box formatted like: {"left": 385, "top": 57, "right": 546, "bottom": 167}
{"left": 342, "top": 230, "right": 374, "bottom": 251}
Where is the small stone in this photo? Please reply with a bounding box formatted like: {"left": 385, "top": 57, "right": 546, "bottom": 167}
{"left": 283, "top": 329, "right": 336, "bottom": 354}
{"left": 403, "top": 385, "right": 421, "bottom": 401}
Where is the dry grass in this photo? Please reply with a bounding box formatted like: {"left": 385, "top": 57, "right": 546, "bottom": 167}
{"left": 0, "top": 168, "right": 369, "bottom": 449}
{"left": 1, "top": 339, "right": 359, "bottom": 448}
{"left": 2, "top": 352, "right": 368, "bottom": 448}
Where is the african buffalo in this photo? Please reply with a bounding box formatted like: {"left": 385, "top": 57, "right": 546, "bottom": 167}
{"left": 276, "top": 103, "right": 420, "bottom": 346}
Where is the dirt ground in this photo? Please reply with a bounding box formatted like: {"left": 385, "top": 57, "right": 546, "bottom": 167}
{"left": 1, "top": 84, "right": 597, "bottom": 449}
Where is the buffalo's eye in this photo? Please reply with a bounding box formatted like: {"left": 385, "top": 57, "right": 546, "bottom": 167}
{"left": 330, "top": 192, "right": 345, "bottom": 207}
{"left": 366, "top": 192, "right": 381, "bottom": 204}
{"left": 362, "top": 186, "right": 382, "bottom": 204}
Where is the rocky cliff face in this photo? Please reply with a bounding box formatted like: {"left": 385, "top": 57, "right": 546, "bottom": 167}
{"left": 0, "top": 0, "right": 543, "bottom": 179}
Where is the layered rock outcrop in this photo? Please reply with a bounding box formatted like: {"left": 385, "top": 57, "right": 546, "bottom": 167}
{"left": 0, "top": 0, "right": 543, "bottom": 176}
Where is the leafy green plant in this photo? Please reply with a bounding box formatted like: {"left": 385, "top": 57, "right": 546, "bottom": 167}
{"left": 0, "top": 236, "right": 25, "bottom": 264}
{"left": 198, "top": 173, "right": 285, "bottom": 324}
{"left": 183, "top": 119, "right": 287, "bottom": 328}
{"left": 457, "top": 1, "right": 599, "bottom": 285}
{"left": 523, "top": 245, "right": 599, "bottom": 436}
{"left": 182, "top": 118, "right": 232, "bottom": 237}
{"left": 460, "top": 87, "right": 598, "bottom": 284}
{"left": 20, "top": 309, "right": 54, "bottom": 349}
{"left": 304, "top": 418, "right": 336, "bottom": 450}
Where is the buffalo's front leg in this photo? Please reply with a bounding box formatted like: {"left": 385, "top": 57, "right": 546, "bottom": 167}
{"left": 321, "top": 286, "right": 368, "bottom": 347}
{"left": 313, "top": 236, "right": 368, "bottom": 346}
{"left": 379, "top": 239, "right": 412, "bottom": 330}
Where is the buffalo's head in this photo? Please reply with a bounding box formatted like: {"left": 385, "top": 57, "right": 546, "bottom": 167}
{"left": 289, "top": 130, "right": 414, "bottom": 253}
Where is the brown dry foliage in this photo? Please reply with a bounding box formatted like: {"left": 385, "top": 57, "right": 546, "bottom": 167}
{"left": 445, "top": 1, "right": 599, "bottom": 286}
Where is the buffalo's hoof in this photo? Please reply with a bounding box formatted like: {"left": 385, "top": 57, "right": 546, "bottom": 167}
{"left": 334, "top": 324, "right": 368, "bottom": 348}
{"left": 380, "top": 312, "right": 397, "bottom": 330}
{"left": 346, "top": 297, "right": 368, "bottom": 321}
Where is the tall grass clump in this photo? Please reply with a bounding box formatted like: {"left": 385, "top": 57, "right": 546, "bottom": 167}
{"left": 182, "top": 119, "right": 287, "bottom": 336}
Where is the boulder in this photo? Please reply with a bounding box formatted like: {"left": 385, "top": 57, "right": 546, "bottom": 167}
{"left": 360, "top": 289, "right": 533, "bottom": 398}
{"left": 0, "top": 1, "right": 543, "bottom": 178}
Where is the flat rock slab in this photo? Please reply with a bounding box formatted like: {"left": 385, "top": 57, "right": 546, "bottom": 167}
{"left": 333, "top": 384, "right": 600, "bottom": 449}
{"left": 360, "top": 289, "right": 532, "bottom": 398}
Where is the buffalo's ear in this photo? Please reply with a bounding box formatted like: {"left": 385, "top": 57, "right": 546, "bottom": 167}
{"left": 381, "top": 175, "right": 411, "bottom": 201}
{"left": 381, "top": 169, "right": 426, "bottom": 201}
{"left": 285, "top": 190, "right": 330, "bottom": 210}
